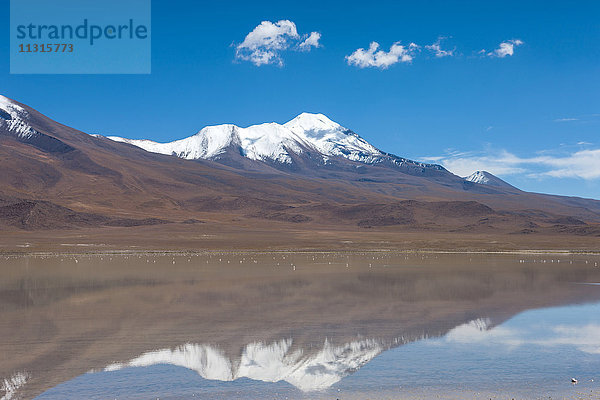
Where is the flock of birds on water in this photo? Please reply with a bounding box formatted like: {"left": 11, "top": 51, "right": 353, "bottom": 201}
{"left": 2, "top": 251, "right": 600, "bottom": 269}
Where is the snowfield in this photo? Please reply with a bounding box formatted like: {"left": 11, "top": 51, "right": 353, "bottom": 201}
{"left": 107, "top": 112, "right": 384, "bottom": 165}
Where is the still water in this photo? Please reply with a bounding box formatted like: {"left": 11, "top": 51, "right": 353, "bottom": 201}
{"left": 1, "top": 252, "right": 599, "bottom": 399}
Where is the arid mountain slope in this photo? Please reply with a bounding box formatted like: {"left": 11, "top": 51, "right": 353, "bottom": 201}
{"left": 0, "top": 94, "right": 599, "bottom": 244}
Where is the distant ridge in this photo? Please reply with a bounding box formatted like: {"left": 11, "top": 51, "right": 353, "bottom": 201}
{"left": 2, "top": 93, "right": 600, "bottom": 239}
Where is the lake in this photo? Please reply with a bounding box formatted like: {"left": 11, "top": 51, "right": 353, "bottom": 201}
{"left": 1, "top": 251, "right": 599, "bottom": 399}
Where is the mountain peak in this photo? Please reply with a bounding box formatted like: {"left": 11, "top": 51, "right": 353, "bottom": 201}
{"left": 465, "top": 171, "right": 516, "bottom": 189}
{"left": 104, "top": 112, "right": 446, "bottom": 171}
{"left": 106, "top": 112, "right": 385, "bottom": 165}
{"left": 284, "top": 112, "right": 342, "bottom": 133}
{"left": 0, "top": 94, "right": 36, "bottom": 138}
{"left": 0, "top": 95, "right": 24, "bottom": 117}
{"left": 194, "top": 123, "right": 238, "bottom": 135}
{"left": 465, "top": 171, "right": 492, "bottom": 184}
{"left": 0, "top": 94, "right": 13, "bottom": 104}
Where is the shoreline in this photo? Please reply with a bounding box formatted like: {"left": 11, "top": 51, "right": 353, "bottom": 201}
{"left": 2, "top": 248, "right": 600, "bottom": 257}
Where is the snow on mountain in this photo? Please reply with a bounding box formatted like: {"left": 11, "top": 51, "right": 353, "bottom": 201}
{"left": 0, "top": 95, "right": 22, "bottom": 117}
{"left": 284, "top": 113, "right": 383, "bottom": 163}
{"left": 0, "top": 95, "right": 37, "bottom": 139}
{"left": 465, "top": 171, "right": 490, "bottom": 185}
{"left": 465, "top": 171, "right": 492, "bottom": 185}
{"left": 464, "top": 171, "right": 516, "bottom": 189}
{"left": 0, "top": 372, "right": 29, "bottom": 400}
{"left": 106, "top": 112, "right": 386, "bottom": 165}
{"left": 104, "top": 338, "right": 382, "bottom": 392}
{"left": 110, "top": 123, "right": 305, "bottom": 164}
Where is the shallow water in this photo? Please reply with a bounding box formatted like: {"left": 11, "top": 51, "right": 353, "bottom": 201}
{"left": 1, "top": 252, "right": 599, "bottom": 399}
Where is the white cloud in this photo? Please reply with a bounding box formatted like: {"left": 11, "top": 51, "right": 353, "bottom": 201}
{"left": 554, "top": 118, "right": 579, "bottom": 122}
{"left": 444, "top": 319, "right": 524, "bottom": 347}
{"left": 423, "top": 150, "right": 527, "bottom": 177}
{"left": 423, "top": 146, "right": 600, "bottom": 180}
{"left": 534, "top": 149, "right": 600, "bottom": 179}
{"left": 554, "top": 114, "right": 600, "bottom": 123}
{"left": 346, "top": 42, "right": 419, "bottom": 69}
{"left": 488, "top": 39, "right": 524, "bottom": 58}
{"left": 534, "top": 324, "right": 600, "bottom": 354}
{"left": 425, "top": 37, "right": 454, "bottom": 58}
{"left": 298, "top": 31, "right": 321, "bottom": 51}
{"left": 235, "top": 20, "right": 321, "bottom": 66}
{"left": 441, "top": 320, "right": 600, "bottom": 355}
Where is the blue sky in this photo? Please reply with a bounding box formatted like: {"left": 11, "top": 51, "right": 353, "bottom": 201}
{"left": 1, "top": 0, "right": 599, "bottom": 199}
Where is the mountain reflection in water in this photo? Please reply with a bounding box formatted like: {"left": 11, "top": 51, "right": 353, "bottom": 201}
{"left": 1, "top": 252, "right": 599, "bottom": 399}
{"left": 105, "top": 338, "right": 384, "bottom": 392}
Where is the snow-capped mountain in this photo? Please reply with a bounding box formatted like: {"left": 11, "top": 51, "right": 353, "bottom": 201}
{"left": 106, "top": 113, "right": 444, "bottom": 173}
{"left": 0, "top": 95, "right": 80, "bottom": 156}
{"left": 0, "top": 95, "right": 38, "bottom": 139}
{"left": 100, "top": 321, "right": 491, "bottom": 393}
{"left": 104, "top": 338, "right": 383, "bottom": 392}
{"left": 465, "top": 171, "right": 516, "bottom": 189}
